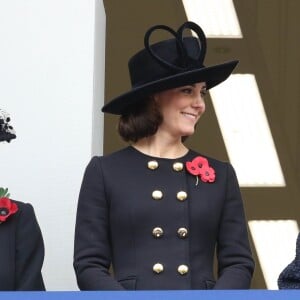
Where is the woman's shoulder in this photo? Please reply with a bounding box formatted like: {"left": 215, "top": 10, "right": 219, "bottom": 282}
{"left": 11, "top": 199, "right": 34, "bottom": 213}
{"left": 187, "top": 149, "right": 238, "bottom": 179}
{"left": 91, "top": 146, "right": 137, "bottom": 163}
{"left": 9, "top": 200, "right": 42, "bottom": 235}
{"left": 188, "top": 149, "right": 230, "bottom": 168}
{"left": 83, "top": 147, "right": 134, "bottom": 174}
{"left": 0, "top": 198, "right": 38, "bottom": 228}
{"left": 187, "top": 150, "right": 239, "bottom": 186}
{"left": 9, "top": 200, "right": 40, "bottom": 225}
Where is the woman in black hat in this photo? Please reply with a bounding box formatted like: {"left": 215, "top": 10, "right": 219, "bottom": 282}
{"left": 74, "top": 22, "right": 254, "bottom": 290}
{"left": 0, "top": 110, "right": 45, "bottom": 291}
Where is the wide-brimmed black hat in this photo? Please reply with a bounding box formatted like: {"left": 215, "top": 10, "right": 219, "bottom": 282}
{"left": 0, "top": 109, "right": 16, "bottom": 143}
{"left": 102, "top": 21, "right": 238, "bottom": 115}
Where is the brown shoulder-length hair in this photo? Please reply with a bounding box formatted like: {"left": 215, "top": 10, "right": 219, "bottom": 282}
{"left": 118, "top": 96, "right": 162, "bottom": 143}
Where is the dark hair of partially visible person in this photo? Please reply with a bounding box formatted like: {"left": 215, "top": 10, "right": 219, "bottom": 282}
{"left": 278, "top": 232, "right": 300, "bottom": 289}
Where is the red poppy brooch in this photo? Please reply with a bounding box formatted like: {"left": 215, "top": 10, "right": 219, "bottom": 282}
{"left": 186, "top": 156, "right": 216, "bottom": 185}
{"left": 0, "top": 188, "right": 18, "bottom": 223}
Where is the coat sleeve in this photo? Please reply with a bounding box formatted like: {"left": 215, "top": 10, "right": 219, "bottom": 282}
{"left": 73, "top": 157, "right": 125, "bottom": 290}
{"left": 214, "top": 163, "right": 255, "bottom": 289}
{"left": 15, "top": 203, "right": 45, "bottom": 291}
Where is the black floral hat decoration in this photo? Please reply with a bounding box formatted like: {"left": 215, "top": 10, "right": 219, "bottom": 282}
{"left": 102, "top": 21, "right": 238, "bottom": 115}
{"left": 0, "top": 109, "right": 16, "bottom": 143}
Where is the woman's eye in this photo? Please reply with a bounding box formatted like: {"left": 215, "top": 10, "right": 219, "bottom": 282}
{"left": 182, "top": 88, "right": 193, "bottom": 94}
{"left": 200, "top": 90, "right": 207, "bottom": 97}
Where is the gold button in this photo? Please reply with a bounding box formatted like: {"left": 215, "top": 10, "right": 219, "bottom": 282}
{"left": 177, "top": 264, "right": 189, "bottom": 275}
{"left": 173, "top": 162, "right": 183, "bottom": 172}
{"left": 152, "top": 227, "right": 164, "bottom": 238}
{"left": 152, "top": 190, "right": 163, "bottom": 200}
{"left": 148, "top": 160, "right": 159, "bottom": 170}
{"left": 177, "top": 227, "right": 188, "bottom": 238}
{"left": 153, "top": 263, "right": 164, "bottom": 274}
{"left": 177, "top": 191, "right": 187, "bottom": 201}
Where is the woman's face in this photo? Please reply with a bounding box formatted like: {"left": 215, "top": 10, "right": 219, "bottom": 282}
{"left": 154, "top": 82, "right": 206, "bottom": 138}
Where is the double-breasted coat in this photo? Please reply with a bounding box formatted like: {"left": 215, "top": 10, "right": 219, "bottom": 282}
{"left": 0, "top": 200, "right": 45, "bottom": 290}
{"left": 74, "top": 146, "right": 254, "bottom": 290}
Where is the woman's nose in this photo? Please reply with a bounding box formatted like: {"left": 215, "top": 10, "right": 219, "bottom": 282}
{"left": 192, "top": 95, "right": 205, "bottom": 111}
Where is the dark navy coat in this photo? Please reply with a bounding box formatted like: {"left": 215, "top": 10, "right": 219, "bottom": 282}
{"left": 0, "top": 200, "right": 45, "bottom": 290}
{"left": 74, "top": 146, "right": 254, "bottom": 290}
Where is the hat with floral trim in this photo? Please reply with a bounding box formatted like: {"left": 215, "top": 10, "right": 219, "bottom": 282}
{"left": 102, "top": 21, "right": 238, "bottom": 115}
{"left": 0, "top": 109, "right": 16, "bottom": 143}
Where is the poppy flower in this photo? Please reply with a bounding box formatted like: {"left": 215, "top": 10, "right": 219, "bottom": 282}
{"left": 0, "top": 197, "right": 18, "bottom": 223}
{"left": 200, "top": 166, "right": 216, "bottom": 183}
{"left": 186, "top": 156, "right": 216, "bottom": 185}
{"left": 186, "top": 156, "right": 208, "bottom": 176}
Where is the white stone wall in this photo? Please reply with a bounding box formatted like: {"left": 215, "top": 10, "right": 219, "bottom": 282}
{"left": 0, "top": 0, "right": 105, "bottom": 290}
